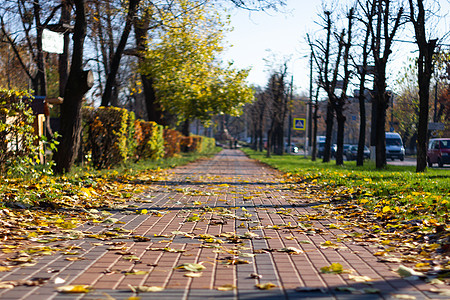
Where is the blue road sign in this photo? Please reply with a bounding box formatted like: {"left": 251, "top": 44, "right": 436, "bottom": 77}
{"left": 293, "top": 118, "right": 306, "bottom": 131}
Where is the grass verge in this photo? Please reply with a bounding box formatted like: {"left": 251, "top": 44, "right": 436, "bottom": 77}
{"left": 243, "top": 148, "right": 449, "bottom": 222}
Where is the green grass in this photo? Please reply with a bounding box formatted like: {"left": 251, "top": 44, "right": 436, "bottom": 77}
{"left": 243, "top": 148, "right": 449, "bottom": 221}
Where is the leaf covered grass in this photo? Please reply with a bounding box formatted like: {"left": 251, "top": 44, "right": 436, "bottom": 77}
{"left": 0, "top": 148, "right": 221, "bottom": 256}
{"left": 1, "top": 149, "right": 221, "bottom": 208}
{"left": 243, "top": 149, "right": 449, "bottom": 222}
{"left": 244, "top": 149, "right": 450, "bottom": 274}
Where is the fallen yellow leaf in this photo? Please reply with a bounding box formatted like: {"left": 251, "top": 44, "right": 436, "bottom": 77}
{"left": 184, "top": 272, "right": 202, "bottom": 278}
{"left": 55, "top": 285, "right": 91, "bottom": 293}
{"left": 348, "top": 274, "right": 372, "bottom": 282}
{"left": 216, "top": 284, "right": 236, "bottom": 291}
{"left": 128, "top": 285, "right": 164, "bottom": 292}
{"left": 255, "top": 282, "right": 277, "bottom": 290}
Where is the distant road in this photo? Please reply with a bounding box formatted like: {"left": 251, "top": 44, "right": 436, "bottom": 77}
{"left": 387, "top": 157, "right": 450, "bottom": 169}
{"left": 387, "top": 156, "right": 416, "bottom": 166}
{"left": 290, "top": 152, "right": 449, "bottom": 169}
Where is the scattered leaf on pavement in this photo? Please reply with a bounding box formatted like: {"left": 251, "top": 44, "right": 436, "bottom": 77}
{"left": 128, "top": 285, "right": 164, "bottom": 292}
{"left": 55, "top": 285, "right": 91, "bottom": 293}
{"left": 255, "top": 282, "right": 277, "bottom": 290}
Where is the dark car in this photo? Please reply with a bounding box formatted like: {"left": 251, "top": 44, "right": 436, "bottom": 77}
{"left": 345, "top": 145, "right": 370, "bottom": 161}
{"left": 285, "top": 143, "right": 299, "bottom": 154}
{"left": 317, "top": 141, "right": 325, "bottom": 158}
{"left": 331, "top": 144, "right": 337, "bottom": 157}
{"left": 331, "top": 144, "right": 351, "bottom": 158}
{"left": 427, "top": 138, "right": 450, "bottom": 167}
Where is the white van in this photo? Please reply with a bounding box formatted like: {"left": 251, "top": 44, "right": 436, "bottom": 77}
{"left": 385, "top": 132, "right": 405, "bottom": 161}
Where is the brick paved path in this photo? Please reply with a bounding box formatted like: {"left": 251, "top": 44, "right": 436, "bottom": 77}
{"left": 0, "top": 150, "right": 444, "bottom": 299}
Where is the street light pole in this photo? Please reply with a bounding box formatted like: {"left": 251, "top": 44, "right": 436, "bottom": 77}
{"left": 308, "top": 51, "right": 313, "bottom": 155}
{"left": 287, "top": 75, "right": 293, "bottom": 154}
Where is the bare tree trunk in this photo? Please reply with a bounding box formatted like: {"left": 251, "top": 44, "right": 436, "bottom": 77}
{"left": 408, "top": 0, "right": 437, "bottom": 172}
{"left": 357, "top": 87, "right": 367, "bottom": 166}
{"left": 101, "top": 0, "right": 141, "bottom": 107}
{"left": 311, "top": 91, "right": 318, "bottom": 161}
{"left": 369, "top": 0, "right": 404, "bottom": 169}
{"left": 33, "top": 0, "right": 47, "bottom": 96}
{"left": 323, "top": 103, "right": 333, "bottom": 162}
{"left": 133, "top": 10, "right": 164, "bottom": 124}
{"left": 374, "top": 72, "right": 388, "bottom": 168}
{"left": 266, "top": 128, "right": 272, "bottom": 158}
{"left": 58, "top": 0, "right": 71, "bottom": 97}
{"left": 335, "top": 111, "right": 345, "bottom": 165}
{"left": 182, "top": 119, "right": 190, "bottom": 136}
{"left": 54, "top": 0, "right": 92, "bottom": 174}
{"left": 356, "top": 13, "right": 371, "bottom": 166}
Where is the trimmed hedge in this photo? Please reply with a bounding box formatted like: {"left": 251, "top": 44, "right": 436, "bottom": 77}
{"left": 134, "top": 120, "right": 164, "bottom": 161}
{"left": 81, "top": 106, "right": 215, "bottom": 169}
{"left": 163, "top": 128, "right": 182, "bottom": 158}
{"left": 82, "top": 106, "right": 131, "bottom": 169}
{"left": 180, "top": 135, "right": 216, "bottom": 153}
{"left": 201, "top": 136, "right": 216, "bottom": 153}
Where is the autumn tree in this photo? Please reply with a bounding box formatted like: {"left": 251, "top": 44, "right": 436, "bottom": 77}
{"left": 354, "top": 0, "right": 375, "bottom": 166}
{"left": 407, "top": 0, "right": 438, "bottom": 172}
{"left": 264, "top": 62, "right": 289, "bottom": 157}
{"left": 88, "top": 0, "right": 121, "bottom": 104}
{"left": 226, "top": 0, "right": 286, "bottom": 10}
{"left": 0, "top": 0, "right": 63, "bottom": 96}
{"left": 437, "top": 84, "right": 450, "bottom": 136}
{"left": 394, "top": 51, "right": 450, "bottom": 153}
{"left": 435, "top": 52, "right": 450, "bottom": 133}
{"left": 367, "top": 0, "right": 404, "bottom": 169}
{"left": 140, "top": 0, "right": 253, "bottom": 136}
{"left": 100, "top": 0, "right": 141, "bottom": 107}
{"left": 0, "top": 32, "right": 29, "bottom": 90}
{"left": 246, "top": 87, "right": 268, "bottom": 151}
{"left": 53, "top": 0, "right": 92, "bottom": 174}
{"left": 310, "top": 7, "right": 354, "bottom": 165}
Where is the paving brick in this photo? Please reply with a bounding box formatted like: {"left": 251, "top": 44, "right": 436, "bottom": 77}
{"left": 3, "top": 150, "right": 438, "bottom": 300}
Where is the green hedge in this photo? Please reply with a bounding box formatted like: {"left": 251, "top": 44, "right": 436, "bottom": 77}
{"left": 82, "top": 106, "right": 132, "bottom": 169}
{"left": 134, "top": 120, "right": 164, "bottom": 161}
{"left": 163, "top": 128, "right": 182, "bottom": 158}
{"left": 180, "top": 135, "right": 215, "bottom": 153}
{"left": 201, "top": 136, "right": 216, "bottom": 153}
{"left": 81, "top": 106, "right": 215, "bottom": 168}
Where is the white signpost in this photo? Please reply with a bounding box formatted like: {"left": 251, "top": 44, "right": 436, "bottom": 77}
{"left": 42, "top": 29, "right": 64, "bottom": 54}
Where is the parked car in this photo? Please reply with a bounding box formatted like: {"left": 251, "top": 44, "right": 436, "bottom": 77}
{"left": 385, "top": 132, "right": 405, "bottom": 161}
{"left": 317, "top": 136, "right": 326, "bottom": 158}
{"left": 317, "top": 141, "right": 325, "bottom": 158}
{"left": 331, "top": 144, "right": 337, "bottom": 157}
{"left": 285, "top": 143, "right": 299, "bottom": 153}
{"left": 331, "top": 144, "right": 351, "bottom": 158}
{"left": 427, "top": 138, "right": 450, "bottom": 167}
{"left": 344, "top": 145, "right": 370, "bottom": 160}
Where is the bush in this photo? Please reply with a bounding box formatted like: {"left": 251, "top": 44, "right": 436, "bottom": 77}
{"left": 134, "top": 120, "right": 164, "bottom": 161}
{"left": 163, "top": 128, "right": 182, "bottom": 158}
{"left": 126, "top": 111, "right": 136, "bottom": 159}
{"left": 180, "top": 136, "right": 195, "bottom": 152}
{"left": 201, "top": 136, "right": 216, "bottom": 153}
{"left": 0, "top": 89, "right": 40, "bottom": 177}
{"left": 80, "top": 107, "right": 214, "bottom": 168}
{"left": 82, "top": 106, "right": 130, "bottom": 169}
{"left": 180, "top": 135, "right": 216, "bottom": 153}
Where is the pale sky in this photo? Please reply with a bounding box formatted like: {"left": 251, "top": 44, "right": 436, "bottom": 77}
{"left": 223, "top": 0, "right": 450, "bottom": 96}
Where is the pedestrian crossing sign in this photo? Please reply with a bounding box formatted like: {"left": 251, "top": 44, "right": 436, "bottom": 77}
{"left": 293, "top": 118, "right": 306, "bottom": 130}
